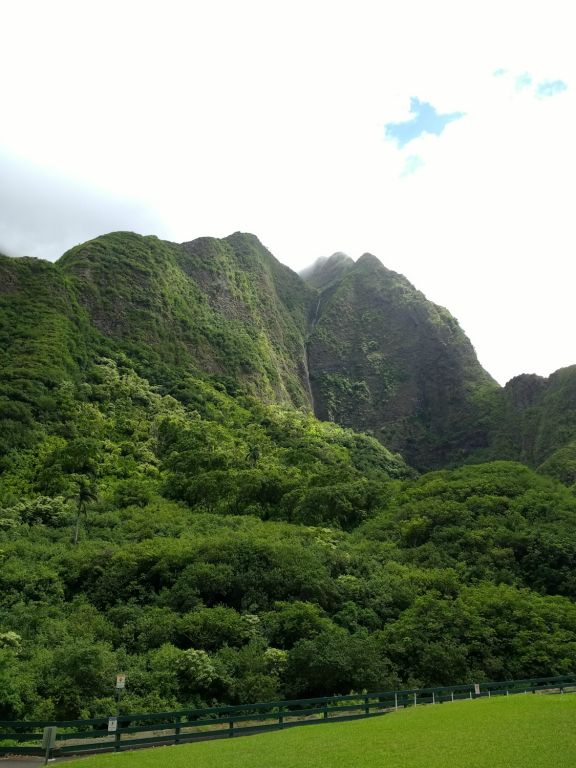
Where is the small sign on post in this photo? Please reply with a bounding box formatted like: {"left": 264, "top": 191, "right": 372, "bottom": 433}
{"left": 42, "top": 726, "right": 57, "bottom": 765}
{"left": 113, "top": 672, "right": 126, "bottom": 748}
{"left": 474, "top": 683, "right": 481, "bottom": 695}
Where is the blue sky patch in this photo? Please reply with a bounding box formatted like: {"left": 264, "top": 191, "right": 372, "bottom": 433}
{"left": 385, "top": 98, "right": 465, "bottom": 148}
{"left": 401, "top": 155, "right": 425, "bottom": 176}
{"left": 515, "top": 72, "right": 533, "bottom": 91}
{"left": 493, "top": 67, "right": 507, "bottom": 77}
{"left": 536, "top": 79, "right": 568, "bottom": 98}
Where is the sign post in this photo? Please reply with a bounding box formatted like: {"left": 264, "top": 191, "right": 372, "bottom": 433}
{"left": 42, "top": 726, "right": 57, "bottom": 766}
{"left": 113, "top": 673, "right": 126, "bottom": 752}
{"left": 115, "top": 673, "right": 126, "bottom": 716}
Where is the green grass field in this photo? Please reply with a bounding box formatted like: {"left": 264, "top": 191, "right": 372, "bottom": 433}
{"left": 65, "top": 695, "right": 576, "bottom": 768}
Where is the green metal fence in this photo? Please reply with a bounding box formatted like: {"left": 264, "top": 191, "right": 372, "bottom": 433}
{"left": 2, "top": 674, "right": 575, "bottom": 759}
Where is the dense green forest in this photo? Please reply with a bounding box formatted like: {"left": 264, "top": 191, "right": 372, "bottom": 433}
{"left": 2, "top": 232, "right": 576, "bottom": 721}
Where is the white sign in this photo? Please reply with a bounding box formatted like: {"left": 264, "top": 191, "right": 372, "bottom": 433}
{"left": 108, "top": 717, "right": 118, "bottom": 733}
{"left": 42, "top": 726, "right": 58, "bottom": 749}
{"left": 116, "top": 674, "right": 126, "bottom": 690}
{"left": 474, "top": 683, "right": 480, "bottom": 695}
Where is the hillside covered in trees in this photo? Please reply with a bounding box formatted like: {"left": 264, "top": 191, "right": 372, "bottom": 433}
{"left": 2, "top": 231, "right": 576, "bottom": 720}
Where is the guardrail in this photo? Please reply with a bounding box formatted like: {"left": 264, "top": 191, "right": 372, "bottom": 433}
{"left": 2, "top": 674, "right": 575, "bottom": 759}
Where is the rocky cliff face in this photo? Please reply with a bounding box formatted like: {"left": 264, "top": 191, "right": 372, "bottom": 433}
{"left": 303, "top": 253, "right": 498, "bottom": 469}
{"left": 59, "top": 231, "right": 315, "bottom": 407}
{"left": 491, "top": 367, "right": 576, "bottom": 473}
{"left": 179, "top": 233, "right": 316, "bottom": 406}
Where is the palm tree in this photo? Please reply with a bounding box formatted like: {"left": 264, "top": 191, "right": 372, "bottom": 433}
{"left": 71, "top": 477, "right": 98, "bottom": 545}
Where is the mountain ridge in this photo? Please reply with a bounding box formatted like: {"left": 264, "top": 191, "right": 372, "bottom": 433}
{"left": 2, "top": 229, "right": 576, "bottom": 474}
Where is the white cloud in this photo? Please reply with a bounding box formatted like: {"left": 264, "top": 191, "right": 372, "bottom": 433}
{"left": 0, "top": 150, "right": 166, "bottom": 259}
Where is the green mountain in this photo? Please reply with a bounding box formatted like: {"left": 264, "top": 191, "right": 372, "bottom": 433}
{"left": 6, "top": 231, "right": 573, "bottom": 474}
{"left": 301, "top": 254, "right": 576, "bottom": 475}
{"left": 4, "top": 230, "right": 576, "bottom": 720}
{"left": 0, "top": 252, "right": 91, "bottom": 456}
{"left": 304, "top": 253, "right": 498, "bottom": 470}
{"left": 58, "top": 231, "right": 315, "bottom": 407}
{"left": 485, "top": 367, "right": 576, "bottom": 482}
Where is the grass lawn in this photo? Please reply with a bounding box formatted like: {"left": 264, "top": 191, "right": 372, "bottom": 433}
{"left": 65, "top": 694, "right": 576, "bottom": 768}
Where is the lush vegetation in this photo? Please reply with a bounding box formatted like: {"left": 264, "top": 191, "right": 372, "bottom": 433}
{"left": 3, "top": 231, "right": 576, "bottom": 722}
{"left": 58, "top": 231, "right": 315, "bottom": 408}
{"left": 2, "top": 353, "right": 576, "bottom": 719}
{"left": 65, "top": 696, "right": 576, "bottom": 768}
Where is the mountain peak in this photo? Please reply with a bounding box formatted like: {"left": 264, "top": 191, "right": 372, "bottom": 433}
{"left": 300, "top": 251, "right": 354, "bottom": 290}
{"left": 306, "top": 247, "right": 497, "bottom": 469}
{"left": 355, "top": 252, "right": 381, "bottom": 267}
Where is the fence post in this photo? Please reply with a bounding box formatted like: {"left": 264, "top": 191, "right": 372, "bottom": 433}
{"left": 229, "top": 719, "right": 234, "bottom": 737}
{"left": 364, "top": 695, "right": 370, "bottom": 716}
{"left": 394, "top": 693, "right": 398, "bottom": 710}
{"left": 174, "top": 716, "right": 181, "bottom": 745}
{"left": 432, "top": 691, "right": 435, "bottom": 705}
{"left": 279, "top": 710, "right": 284, "bottom": 729}
{"left": 413, "top": 692, "right": 417, "bottom": 707}
{"left": 451, "top": 691, "right": 454, "bottom": 702}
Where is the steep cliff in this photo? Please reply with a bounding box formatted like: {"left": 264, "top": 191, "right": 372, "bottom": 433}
{"left": 304, "top": 253, "right": 498, "bottom": 469}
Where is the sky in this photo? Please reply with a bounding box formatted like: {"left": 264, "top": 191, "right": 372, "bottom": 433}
{"left": 1, "top": 0, "right": 574, "bottom": 385}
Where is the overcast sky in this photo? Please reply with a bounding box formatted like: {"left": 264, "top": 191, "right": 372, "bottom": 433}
{"left": 1, "top": 1, "right": 574, "bottom": 385}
